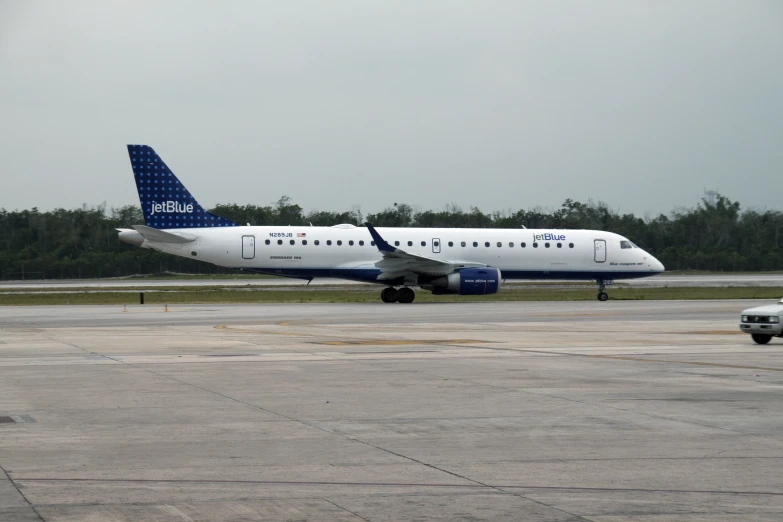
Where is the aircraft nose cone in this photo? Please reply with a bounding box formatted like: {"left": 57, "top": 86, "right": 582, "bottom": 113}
{"left": 651, "top": 257, "right": 665, "bottom": 273}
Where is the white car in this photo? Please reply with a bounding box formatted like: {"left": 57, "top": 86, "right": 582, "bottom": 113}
{"left": 739, "top": 298, "right": 783, "bottom": 344}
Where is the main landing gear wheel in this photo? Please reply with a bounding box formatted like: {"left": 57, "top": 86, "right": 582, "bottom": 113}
{"left": 381, "top": 287, "right": 398, "bottom": 303}
{"left": 597, "top": 292, "right": 609, "bottom": 302}
{"left": 397, "top": 287, "right": 416, "bottom": 304}
{"left": 752, "top": 334, "right": 772, "bottom": 345}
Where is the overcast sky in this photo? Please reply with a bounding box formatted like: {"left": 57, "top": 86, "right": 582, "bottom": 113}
{"left": 1, "top": 1, "right": 781, "bottom": 218}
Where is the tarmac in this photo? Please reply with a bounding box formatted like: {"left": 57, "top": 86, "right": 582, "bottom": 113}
{"left": 1, "top": 300, "right": 782, "bottom": 521}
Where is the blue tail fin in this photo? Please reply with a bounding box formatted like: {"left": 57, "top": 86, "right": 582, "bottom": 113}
{"left": 127, "top": 145, "right": 237, "bottom": 229}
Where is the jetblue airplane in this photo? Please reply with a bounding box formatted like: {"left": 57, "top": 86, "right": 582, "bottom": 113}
{"left": 118, "top": 145, "right": 664, "bottom": 302}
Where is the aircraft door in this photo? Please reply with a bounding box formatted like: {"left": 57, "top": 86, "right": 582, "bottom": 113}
{"left": 594, "top": 239, "right": 606, "bottom": 263}
{"left": 432, "top": 238, "right": 441, "bottom": 254}
{"left": 242, "top": 235, "right": 255, "bottom": 259}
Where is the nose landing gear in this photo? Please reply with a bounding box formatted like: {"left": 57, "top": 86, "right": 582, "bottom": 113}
{"left": 596, "top": 280, "right": 610, "bottom": 301}
{"left": 380, "top": 287, "right": 416, "bottom": 304}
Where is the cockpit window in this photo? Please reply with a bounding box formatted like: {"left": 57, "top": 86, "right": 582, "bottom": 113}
{"left": 620, "top": 240, "right": 633, "bottom": 249}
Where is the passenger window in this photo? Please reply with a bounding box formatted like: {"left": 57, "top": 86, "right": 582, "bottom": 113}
{"left": 497, "top": 242, "right": 502, "bottom": 247}
{"left": 557, "top": 243, "right": 561, "bottom": 248}
{"left": 620, "top": 240, "right": 632, "bottom": 249}
{"left": 314, "top": 240, "right": 320, "bottom": 246}
{"left": 395, "top": 241, "right": 400, "bottom": 246}
{"left": 359, "top": 240, "right": 364, "bottom": 246}
{"left": 327, "top": 240, "right": 332, "bottom": 245}
{"left": 433, "top": 241, "right": 439, "bottom": 247}
{"left": 408, "top": 241, "right": 413, "bottom": 247}
{"left": 337, "top": 240, "right": 342, "bottom": 246}
{"left": 461, "top": 241, "right": 466, "bottom": 247}
{"left": 290, "top": 239, "right": 295, "bottom": 245}
{"left": 371, "top": 241, "right": 376, "bottom": 246}
{"left": 421, "top": 241, "right": 426, "bottom": 247}
{"left": 473, "top": 242, "right": 478, "bottom": 247}
{"left": 521, "top": 242, "right": 526, "bottom": 248}
{"left": 265, "top": 239, "right": 270, "bottom": 245}
{"left": 533, "top": 242, "right": 538, "bottom": 248}
{"left": 448, "top": 241, "right": 454, "bottom": 247}
{"left": 485, "top": 242, "right": 490, "bottom": 247}
{"left": 349, "top": 240, "right": 354, "bottom": 246}
{"left": 303, "top": 240, "right": 308, "bottom": 245}
{"left": 545, "top": 242, "right": 550, "bottom": 248}
{"left": 277, "top": 239, "right": 283, "bottom": 245}
{"left": 569, "top": 243, "right": 574, "bottom": 248}
{"left": 509, "top": 242, "right": 514, "bottom": 247}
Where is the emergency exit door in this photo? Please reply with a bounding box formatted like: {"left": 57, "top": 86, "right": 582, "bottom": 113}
{"left": 432, "top": 238, "right": 441, "bottom": 254}
{"left": 594, "top": 239, "right": 606, "bottom": 263}
{"left": 242, "top": 235, "right": 255, "bottom": 259}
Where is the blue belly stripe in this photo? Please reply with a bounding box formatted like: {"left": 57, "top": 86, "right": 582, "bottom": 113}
{"left": 234, "top": 267, "right": 659, "bottom": 284}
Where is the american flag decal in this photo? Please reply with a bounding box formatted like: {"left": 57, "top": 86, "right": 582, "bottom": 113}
{"left": 297, "top": 233, "right": 306, "bottom": 237}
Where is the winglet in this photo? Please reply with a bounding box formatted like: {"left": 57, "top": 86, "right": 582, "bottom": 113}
{"left": 365, "top": 223, "right": 395, "bottom": 252}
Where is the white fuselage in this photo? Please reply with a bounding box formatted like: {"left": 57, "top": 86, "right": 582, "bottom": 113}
{"left": 134, "top": 224, "right": 664, "bottom": 284}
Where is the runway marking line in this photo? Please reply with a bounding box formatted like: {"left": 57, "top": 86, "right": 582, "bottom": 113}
{"left": 214, "top": 325, "right": 770, "bottom": 370}
{"left": 493, "top": 347, "right": 783, "bottom": 372}
{"left": 313, "top": 339, "right": 487, "bottom": 346}
{"left": 214, "top": 324, "right": 316, "bottom": 337}
{"left": 215, "top": 324, "right": 490, "bottom": 347}
{"left": 674, "top": 330, "right": 745, "bottom": 336}
{"left": 14, "top": 477, "right": 783, "bottom": 497}
{"left": 576, "top": 353, "right": 783, "bottom": 372}
{"left": 536, "top": 312, "right": 617, "bottom": 317}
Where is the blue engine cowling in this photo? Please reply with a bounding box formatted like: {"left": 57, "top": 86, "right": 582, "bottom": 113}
{"left": 431, "top": 267, "right": 501, "bottom": 295}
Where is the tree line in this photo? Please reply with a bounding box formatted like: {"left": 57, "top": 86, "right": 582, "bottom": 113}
{"left": 1, "top": 195, "right": 781, "bottom": 280}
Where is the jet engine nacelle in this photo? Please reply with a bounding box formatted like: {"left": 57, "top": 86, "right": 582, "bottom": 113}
{"left": 432, "top": 267, "right": 501, "bottom": 295}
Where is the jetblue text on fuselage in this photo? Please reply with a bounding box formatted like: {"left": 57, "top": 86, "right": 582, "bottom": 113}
{"left": 150, "top": 201, "right": 194, "bottom": 215}
{"left": 533, "top": 233, "right": 566, "bottom": 241}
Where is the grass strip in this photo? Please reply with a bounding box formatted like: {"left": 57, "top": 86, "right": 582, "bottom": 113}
{"left": 1, "top": 286, "right": 782, "bottom": 306}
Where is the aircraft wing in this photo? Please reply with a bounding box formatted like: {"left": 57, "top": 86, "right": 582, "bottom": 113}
{"left": 365, "top": 223, "right": 485, "bottom": 280}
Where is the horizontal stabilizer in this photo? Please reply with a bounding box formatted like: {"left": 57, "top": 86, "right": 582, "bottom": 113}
{"left": 132, "top": 225, "right": 197, "bottom": 244}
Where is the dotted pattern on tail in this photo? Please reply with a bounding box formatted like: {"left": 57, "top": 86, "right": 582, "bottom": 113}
{"left": 128, "top": 145, "right": 237, "bottom": 229}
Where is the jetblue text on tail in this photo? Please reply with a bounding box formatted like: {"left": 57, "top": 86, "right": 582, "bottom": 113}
{"left": 150, "top": 201, "right": 195, "bottom": 215}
